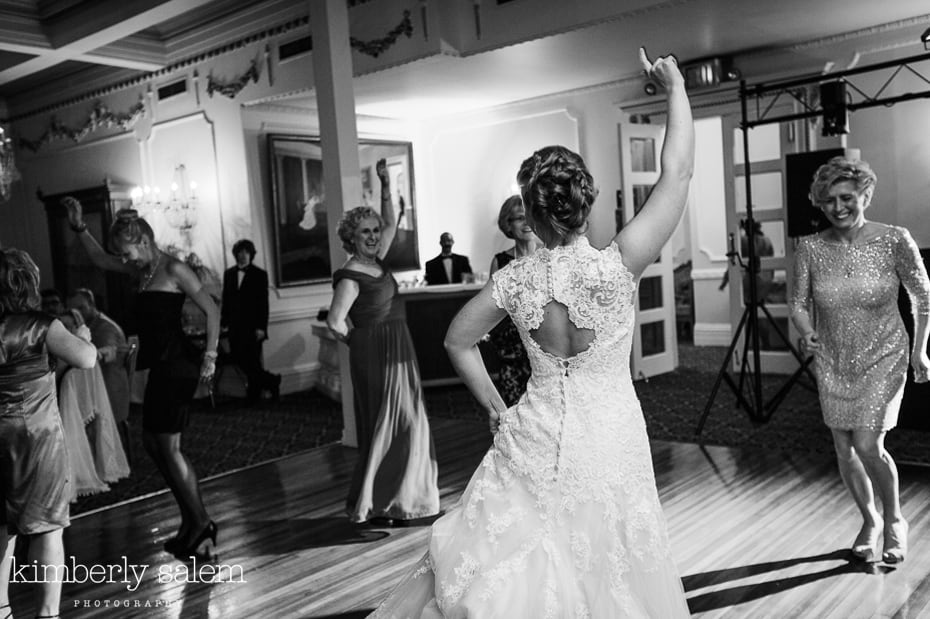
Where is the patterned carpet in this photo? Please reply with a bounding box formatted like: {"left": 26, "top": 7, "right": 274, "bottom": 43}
{"left": 71, "top": 344, "right": 930, "bottom": 516}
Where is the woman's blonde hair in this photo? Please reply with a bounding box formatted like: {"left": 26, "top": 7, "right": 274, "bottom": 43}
{"left": 809, "top": 156, "right": 877, "bottom": 207}
{"left": 0, "top": 248, "right": 41, "bottom": 315}
{"left": 109, "top": 208, "right": 155, "bottom": 249}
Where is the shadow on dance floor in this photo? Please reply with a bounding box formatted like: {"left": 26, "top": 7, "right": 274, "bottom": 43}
{"left": 683, "top": 549, "right": 894, "bottom": 612}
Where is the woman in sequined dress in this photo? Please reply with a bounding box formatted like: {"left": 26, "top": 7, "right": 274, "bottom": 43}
{"left": 790, "top": 156, "right": 930, "bottom": 565}
{"left": 487, "top": 195, "right": 539, "bottom": 406}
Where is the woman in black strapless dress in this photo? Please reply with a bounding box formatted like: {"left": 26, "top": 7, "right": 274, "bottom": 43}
{"left": 64, "top": 198, "right": 221, "bottom": 561}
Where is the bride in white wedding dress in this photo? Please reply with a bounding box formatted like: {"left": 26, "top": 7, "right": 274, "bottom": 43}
{"left": 370, "top": 47, "right": 694, "bottom": 618}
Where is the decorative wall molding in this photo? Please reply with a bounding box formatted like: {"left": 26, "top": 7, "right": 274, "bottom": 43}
{"left": 207, "top": 58, "right": 262, "bottom": 99}
{"left": 786, "top": 14, "right": 930, "bottom": 52}
{"left": 4, "top": 16, "right": 310, "bottom": 123}
{"left": 19, "top": 97, "right": 147, "bottom": 153}
{"left": 350, "top": 10, "right": 413, "bottom": 58}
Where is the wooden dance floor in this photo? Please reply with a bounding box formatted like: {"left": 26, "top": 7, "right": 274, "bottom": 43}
{"left": 9, "top": 417, "right": 930, "bottom": 618}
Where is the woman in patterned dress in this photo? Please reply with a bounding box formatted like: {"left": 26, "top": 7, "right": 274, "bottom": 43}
{"left": 790, "top": 156, "right": 930, "bottom": 564}
{"left": 487, "top": 195, "right": 539, "bottom": 406}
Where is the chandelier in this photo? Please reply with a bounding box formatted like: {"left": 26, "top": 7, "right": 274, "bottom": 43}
{"left": 0, "top": 126, "right": 21, "bottom": 202}
{"left": 130, "top": 164, "right": 199, "bottom": 245}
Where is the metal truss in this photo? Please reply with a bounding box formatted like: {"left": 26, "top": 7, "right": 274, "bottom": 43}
{"left": 741, "top": 50, "right": 930, "bottom": 129}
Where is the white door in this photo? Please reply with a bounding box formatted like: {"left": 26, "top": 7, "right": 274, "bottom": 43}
{"left": 618, "top": 122, "right": 678, "bottom": 379}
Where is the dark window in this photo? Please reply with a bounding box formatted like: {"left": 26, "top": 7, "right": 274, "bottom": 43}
{"left": 280, "top": 37, "right": 312, "bottom": 61}
{"left": 157, "top": 79, "right": 187, "bottom": 100}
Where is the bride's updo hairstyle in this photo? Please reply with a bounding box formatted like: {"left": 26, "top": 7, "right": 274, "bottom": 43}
{"left": 109, "top": 209, "right": 155, "bottom": 249}
{"left": 517, "top": 145, "right": 598, "bottom": 244}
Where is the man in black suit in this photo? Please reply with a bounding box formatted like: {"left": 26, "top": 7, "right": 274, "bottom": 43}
{"left": 222, "top": 239, "right": 281, "bottom": 402}
{"left": 424, "top": 232, "right": 472, "bottom": 285}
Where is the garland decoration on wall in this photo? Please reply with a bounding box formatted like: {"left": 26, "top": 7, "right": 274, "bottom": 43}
{"left": 19, "top": 97, "right": 147, "bottom": 153}
{"left": 207, "top": 57, "right": 262, "bottom": 99}
{"left": 350, "top": 10, "right": 413, "bottom": 57}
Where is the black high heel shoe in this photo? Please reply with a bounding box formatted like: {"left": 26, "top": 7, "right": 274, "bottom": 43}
{"left": 172, "top": 520, "right": 218, "bottom": 561}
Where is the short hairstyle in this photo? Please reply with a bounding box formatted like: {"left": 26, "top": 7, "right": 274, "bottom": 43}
{"left": 109, "top": 208, "right": 155, "bottom": 249}
{"left": 0, "top": 248, "right": 42, "bottom": 316}
{"left": 336, "top": 207, "right": 382, "bottom": 254}
{"left": 517, "top": 145, "right": 598, "bottom": 243}
{"left": 232, "top": 239, "right": 256, "bottom": 260}
{"left": 809, "top": 156, "right": 877, "bottom": 207}
{"left": 496, "top": 195, "right": 524, "bottom": 239}
{"left": 70, "top": 287, "right": 96, "bottom": 308}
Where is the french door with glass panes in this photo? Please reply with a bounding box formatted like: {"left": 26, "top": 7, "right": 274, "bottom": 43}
{"left": 618, "top": 122, "right": 678, "bottom": 379}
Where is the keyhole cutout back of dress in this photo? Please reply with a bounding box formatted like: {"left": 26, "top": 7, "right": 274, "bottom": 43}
{"left": 528, "top": 299, "right": 596, "bottom": 359}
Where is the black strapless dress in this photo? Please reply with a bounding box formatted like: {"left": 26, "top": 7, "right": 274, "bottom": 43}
{"left": 0, "top": 312, "right": 71, "bottom": 534}
{"left": 136, "top": 291, "right": 200, "bottom": 433}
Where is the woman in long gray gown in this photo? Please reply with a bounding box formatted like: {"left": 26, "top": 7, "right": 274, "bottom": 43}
{"left": 327, "top": 159, "right": 440, "bottom": 525}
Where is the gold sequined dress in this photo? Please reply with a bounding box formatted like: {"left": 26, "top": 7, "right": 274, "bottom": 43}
{"left": 790, "top": 226, "right": 930, "bottom": 431}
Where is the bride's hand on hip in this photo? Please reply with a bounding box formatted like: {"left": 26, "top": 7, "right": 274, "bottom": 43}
{"left": 488, "top": 409, "right": 500, "bottom": 434}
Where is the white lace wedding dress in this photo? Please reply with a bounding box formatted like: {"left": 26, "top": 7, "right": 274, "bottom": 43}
{"left": 370, "top": 238, "right": 689, "bottom": 618}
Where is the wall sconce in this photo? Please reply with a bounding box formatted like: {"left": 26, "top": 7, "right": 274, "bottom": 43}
{"left": 0, "top": 126, "right": 21, "bottom": 202}
{"left": 130, "top": 164, "right": 200, "bottom": 245}
{"left": 165, "top": 165, "right": 199, "bottom": 233}
{"left": 922, "top": 26, "right": 930, "bottom": 51}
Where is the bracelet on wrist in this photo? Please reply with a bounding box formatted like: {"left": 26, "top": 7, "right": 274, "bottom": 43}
{"left": 70, "top": 222, "right": 88, "bottom": 233}
{"left": 203, "top": 350, "right": 218, "bottom": 361}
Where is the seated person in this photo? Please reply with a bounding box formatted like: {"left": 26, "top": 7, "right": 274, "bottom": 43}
{"left": 424, "top": 232, "right": 472, "bottom": 285}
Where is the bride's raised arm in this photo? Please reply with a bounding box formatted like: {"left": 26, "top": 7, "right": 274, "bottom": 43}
{"left": 613, "top": 48, "right": 694, "bottom": 279}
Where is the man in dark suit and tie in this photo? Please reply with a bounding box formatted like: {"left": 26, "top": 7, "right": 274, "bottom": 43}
{"left": 424, "top": 232, "right": 473, "bottom": 285}
{"left": 222, "top": 239, "right": 281, "bottom": 402}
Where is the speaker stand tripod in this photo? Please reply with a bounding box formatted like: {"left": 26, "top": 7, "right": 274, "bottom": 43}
{"left": 694, "top": 242, "right": 817, "bottom": 436}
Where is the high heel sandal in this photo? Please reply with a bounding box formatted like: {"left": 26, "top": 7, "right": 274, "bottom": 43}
{"left": 172, "top": 520, "right": 218, "bottom": 561}
{"left": 1, "top": 604, "right": 11, "bottom": 619}
{"left": 851, "top": 519, "right": 882, "bottom": 562}
{"left": 883, "top": 519, "right": 908, "bottom": 564}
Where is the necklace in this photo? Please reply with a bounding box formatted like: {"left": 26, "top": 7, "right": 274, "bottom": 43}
{"left": 140, "top": 252, "right": 162, "bottom": 290}
{"left": 353, "top": 254, "right": 378, "bottom": 266}
{"left": 837, "top": 223, "right": 866, "bottom": 278}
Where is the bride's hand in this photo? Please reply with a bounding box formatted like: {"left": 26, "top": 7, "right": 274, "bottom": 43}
{"left": 488, "top": 409, "right": 500, "bottom": 434}
{"left": 639, "top": 47, "right": 684, "bottom": 90}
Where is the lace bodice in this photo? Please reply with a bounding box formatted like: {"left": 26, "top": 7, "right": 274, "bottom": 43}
{"left": 491, "top": 236, "right": 636, "bottom": 377}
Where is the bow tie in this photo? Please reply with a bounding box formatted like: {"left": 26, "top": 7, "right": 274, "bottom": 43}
{"left": 238, "top": 267, "right": 248, "bottom": 272}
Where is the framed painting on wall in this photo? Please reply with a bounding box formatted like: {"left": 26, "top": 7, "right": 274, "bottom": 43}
{"left": 268, "top": 135, "right": 420, "bottom": 287}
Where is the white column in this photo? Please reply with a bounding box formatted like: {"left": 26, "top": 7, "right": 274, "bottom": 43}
{"left": 309, "top": 0, "right": 363, "bottom": 447}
